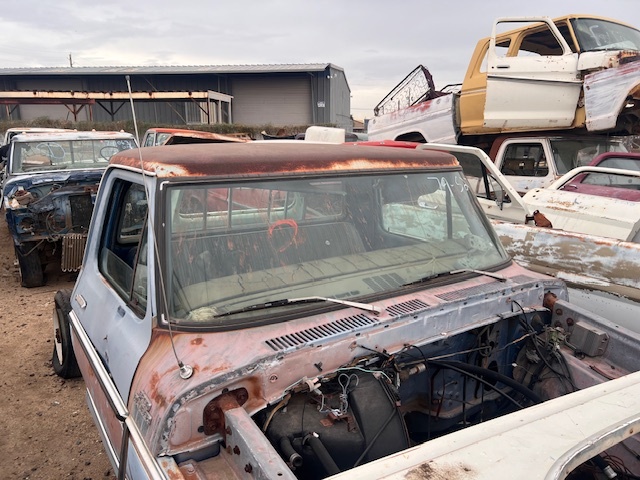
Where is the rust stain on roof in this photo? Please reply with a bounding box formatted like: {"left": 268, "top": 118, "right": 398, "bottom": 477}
{"left": 111, "top": 143, "right": 459, "bottom": 179}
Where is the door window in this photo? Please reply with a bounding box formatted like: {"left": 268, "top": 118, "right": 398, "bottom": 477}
{"left": 98, "top": 180, "right": 149, "bottom": 314}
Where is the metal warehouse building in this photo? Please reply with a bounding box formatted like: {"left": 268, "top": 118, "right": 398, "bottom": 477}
{"left": 0, "top": 63, "right": 352, "bottom": 130}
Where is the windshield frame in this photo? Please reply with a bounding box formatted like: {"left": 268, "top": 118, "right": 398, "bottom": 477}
{"left": 9, "top": 137, "right": 137, "bottom": 175}
{"left": 159, "top": 169, "right": 510, "bottom": 329}
{"left": 571, "top": 18, "right": 640, "bottom": 52}
{"left": 548, "top": 137, "right": 627, "bottom": 175}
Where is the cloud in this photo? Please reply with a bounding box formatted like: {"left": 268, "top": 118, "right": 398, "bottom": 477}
{"left": 0, "top": 0, "right": 638, "bottom": 118}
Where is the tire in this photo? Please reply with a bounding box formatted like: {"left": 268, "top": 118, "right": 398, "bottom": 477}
{"left": 15, "top": 243, "right": 45, "bottom": 288}
{"left": 52, "top": 289, "right": 81, "bottom": 378}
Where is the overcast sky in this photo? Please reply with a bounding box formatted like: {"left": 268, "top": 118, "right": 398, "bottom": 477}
{"left": 1, "top": 0, "right": 638, "bottom": 120}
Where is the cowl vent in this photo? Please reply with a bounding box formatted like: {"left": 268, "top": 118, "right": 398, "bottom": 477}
{"left": 436, "top": 282, "right": 507, "bottom": 302}
{"left": 435, "top": 275, "right": 539, "bottom": 302}
{"left": 265, "top": 313, "right": 380, "bottom": 352}
{"left": 386, "top": 299, "right": 430, "bottom": 317}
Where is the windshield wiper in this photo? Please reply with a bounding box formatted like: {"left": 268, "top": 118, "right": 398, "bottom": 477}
{"left": 215, "top": 296, "right": 382, "bottom": 318}
{"left": 404, "top": 268, "right": 506, "bottom": 287}
{"left": 450, "top": 269, "right": 507, "bottom": 282}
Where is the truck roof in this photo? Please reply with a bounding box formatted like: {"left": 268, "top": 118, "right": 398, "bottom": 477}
{"left": 482, "top": 14, "right": 640, "bottom": 42}
{"left": 11, "top": 130, "right": 136, "bottom": 143}
{"left": 109, "top": 142, "right": 459, "bottom": 178}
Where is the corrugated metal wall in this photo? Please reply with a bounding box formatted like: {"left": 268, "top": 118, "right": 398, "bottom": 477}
{"left": 2, "top": 69, "right": 351, "bottom": 129}
{"left": 328, "top": 68, "right": 352, "bottom": 131}
{"left": 232, "top": 75, "right": 312, "bottom": 125}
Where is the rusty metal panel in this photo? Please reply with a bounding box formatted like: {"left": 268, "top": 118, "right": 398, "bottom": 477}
{"left": 494, "top": 221, "right": 640, "bottom": 302}
{"left": 584, "top": 58, "right": 640, "bottom": 132}
{"left": 111, "top": 142, "right": 460, "bottom": 178}
{"left": 367, "top": 93, "right": 458, "bottom": 143}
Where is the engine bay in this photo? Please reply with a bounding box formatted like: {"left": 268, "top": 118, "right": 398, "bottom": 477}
{"left": 240, "top": 301, "right": 639, "bottom": 480}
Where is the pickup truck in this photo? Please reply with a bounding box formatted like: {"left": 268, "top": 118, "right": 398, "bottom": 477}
{"left": 140, "top": 127, "right": 248, "bottom": 146}
{"left": 2, "top": 130, "right": 137, "bottom": 286}
{"left": 489, "top": 133, "right": 627, "bottom": 193}
{"left": 51, "top": 141, "right": 640, "bottom": 479}
{"left": 419, "top": 143, "right": 640, "bottom": 336}
{"left": 367, "top": 15, "right": 640, "bottom": 144}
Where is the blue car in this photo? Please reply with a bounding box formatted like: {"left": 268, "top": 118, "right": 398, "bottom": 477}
{"left": 2, "top": 130, "right": 137, "bottom": 286}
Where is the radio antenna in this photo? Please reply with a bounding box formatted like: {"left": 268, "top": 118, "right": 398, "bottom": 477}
{"left": 125, "top": 75, "right": 193, "bottom": 380}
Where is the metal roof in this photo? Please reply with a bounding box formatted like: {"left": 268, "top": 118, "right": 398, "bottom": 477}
{"left": 110, "top": 142, "right": 458, "bottom": 179}
{"left": 0, "top": 63, "right": 344, "bottom": 76}
{"left": 12, "top": 131, "right": 136, "bottom": 142}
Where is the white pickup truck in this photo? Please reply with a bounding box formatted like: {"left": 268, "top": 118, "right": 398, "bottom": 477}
{"left": 419, "top": 143, "right": 640, "bottom": 335}
{"left": 51, "top": 141, "right": 640, "bottom": 479}
{"left": 368, "top": 15, "right": 640, "bottom": 144}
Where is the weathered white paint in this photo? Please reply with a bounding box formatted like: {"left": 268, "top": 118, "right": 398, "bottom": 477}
{"left": 334, "top": 370, "right": 640, "bottom": 480}
{"left": 494, "top": 221, "right": 640, "bottom": 334}
{"left": 367, "top": 93, "right": 458, "bottom": 143}
{"left": 523, "top": 166, "right": 640, "bottom": 241}
{"left": 484, "top": 17, "right": 582, "bottom": 130}
{"left": 584, "top": 59, "right": 640, "bottom": 132}
{"left": 568, "top": 287, "right": 640, "bottom": 334}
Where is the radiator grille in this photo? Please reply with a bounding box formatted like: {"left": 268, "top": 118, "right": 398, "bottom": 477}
{"left": 61, "top": 234, "right": 87, "bottom": 272}
{"left": 265, "top": 313, "right": 379, "bottom": 352}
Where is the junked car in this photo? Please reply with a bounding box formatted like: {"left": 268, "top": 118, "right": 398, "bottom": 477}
{"left": 418, "top": 142, "right": 640, "bottom": 336}
{"left": 3, "top": 130, "right": 137, "bottom": 287}
{"left": 141, "top": 127, "right": 248, "bottom": 147}
{"left": 53, "top": 142, "right": 640, "bottom": 479}
{"left": 1, "top": 126, "right": 75, "bottom": 147}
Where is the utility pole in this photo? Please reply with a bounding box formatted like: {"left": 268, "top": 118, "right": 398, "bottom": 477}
{"left": 68, "top": 53, "right": 73, "bottom": 67}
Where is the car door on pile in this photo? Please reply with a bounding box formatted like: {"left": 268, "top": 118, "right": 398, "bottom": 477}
{"left": 484, "top": 18, "right": 582, "bottom": 130}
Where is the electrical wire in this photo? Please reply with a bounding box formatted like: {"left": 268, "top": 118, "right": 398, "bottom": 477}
{"left": 512, "top": 300, "right": 577, "bottom": 392}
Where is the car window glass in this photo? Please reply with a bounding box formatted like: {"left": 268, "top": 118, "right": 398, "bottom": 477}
{"left": 500, "top": 144, "right": 548, "bottom": 177}
{"left": 98, "top": 180, "right": 148, "bottom": 313}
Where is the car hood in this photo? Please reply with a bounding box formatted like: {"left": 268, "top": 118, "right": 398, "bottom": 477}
{"left": 3, "top": 169, "right": 104, "bottom": 197}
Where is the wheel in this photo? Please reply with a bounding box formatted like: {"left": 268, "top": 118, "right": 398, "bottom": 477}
{"left": 15, "top": 243, "right": 44, "bottom": 288}
{"left": 52, "top": 289, "right": 81, "bottom": 378}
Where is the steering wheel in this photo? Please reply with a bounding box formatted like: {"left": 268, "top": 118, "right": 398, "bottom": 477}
{"left": 100, "top": 146, "right": 120, "bottom": 161}
{"left": 267, "top": 219, "right": 299, "bottom": 253}
{"left": 36, "top": 142, "right": 66, "bottom": 160}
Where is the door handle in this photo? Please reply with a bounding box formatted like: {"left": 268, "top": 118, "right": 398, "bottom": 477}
{"left": 496, "top": 65, "right": 510, "bottom": 69}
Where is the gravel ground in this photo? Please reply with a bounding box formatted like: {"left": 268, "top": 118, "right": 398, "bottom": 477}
{"left": 0, "top": 222, "right": 114, "bottom": 479}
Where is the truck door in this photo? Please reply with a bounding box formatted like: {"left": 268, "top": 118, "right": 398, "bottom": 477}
{"left": 496, "top": 139, "right": 558, "bottom": 193}
{"left": 417, "top": 144, "right": 532, "bottom": 225}
{"left": 69, "top": 170, "right": 156, "bottom": 479}
{"left": 71, "top": 172, "right": 152, "bottom": 442}
{"left": 484, "top": 17, "right": 582, "bottom": 130}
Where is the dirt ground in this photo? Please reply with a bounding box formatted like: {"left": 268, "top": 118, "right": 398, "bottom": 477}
{"left": 0, "top": 223, "right": 114, "bottom": 479}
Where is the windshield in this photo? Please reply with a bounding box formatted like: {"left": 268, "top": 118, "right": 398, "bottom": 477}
{"left": 593, "top": 155, "right": 640, "bottom": 171}
{"left": 10, "top": 138, "right": 136, "bottom": 174}
{"left": 572, "top": 18, "right": 640, "bottom": 52}
{"left": 549, "top": 138, "right": 626, "bottom": 174}
{"left": 165, "top": 171, "right": 508, "bottom": 326}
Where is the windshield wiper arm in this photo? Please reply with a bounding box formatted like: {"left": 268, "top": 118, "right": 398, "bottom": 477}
{"left": 215, "top": 296, "right": 382, "bottom": 318}
{"left": 404, "top": 268, "right": 506, "bottom": 287}
{"left": 450, "top": 268, "right": 507, "bottom": 282}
